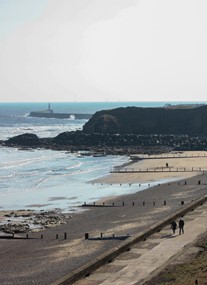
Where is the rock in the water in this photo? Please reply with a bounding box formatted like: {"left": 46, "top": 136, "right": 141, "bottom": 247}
{"left": 5, "top": 133, "right": 41, "bottom": 147}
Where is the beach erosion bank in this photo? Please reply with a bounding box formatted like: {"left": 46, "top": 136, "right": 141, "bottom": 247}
{"left": 1, "top": 151, "right": 207, "bottom": 284}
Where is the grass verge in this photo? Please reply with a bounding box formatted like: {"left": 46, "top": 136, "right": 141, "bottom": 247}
{"left": 144, "top": 234, "right": 207, "bottom": 285}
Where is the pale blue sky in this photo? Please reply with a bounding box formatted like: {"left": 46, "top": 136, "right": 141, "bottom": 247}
{"left": 0, "top": 0, "right": 207, "bottom": 102}
{"left": 0, "top": 0, "right": 48, "bottom": 37}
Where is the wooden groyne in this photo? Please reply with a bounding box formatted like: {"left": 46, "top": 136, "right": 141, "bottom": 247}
{"left": 130, "top": 154, "right": 207, "bottom": 161}
{"left": 111, "top": 154, "right": 207, "bottom": 173}
{"left": 111, "top": 167, "right": 207, "bottom": 174}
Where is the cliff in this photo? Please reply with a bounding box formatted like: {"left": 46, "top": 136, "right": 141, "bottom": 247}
{"left": 82, "top": 105, "right": 207, "bottom": 135}
{"left": 3, "top": 105, "right": 207, "bottom": 154}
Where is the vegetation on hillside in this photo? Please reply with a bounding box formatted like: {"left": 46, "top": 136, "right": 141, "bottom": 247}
{"left": 83, "top": 105, "right": 207, "bottom": 135}
{"left": 145, "top": 235, "right": 207, "bottom": 285}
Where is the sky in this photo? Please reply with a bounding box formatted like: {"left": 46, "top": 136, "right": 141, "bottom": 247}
{"left": 0, "top": 0, "right": 207, "bottom": 102}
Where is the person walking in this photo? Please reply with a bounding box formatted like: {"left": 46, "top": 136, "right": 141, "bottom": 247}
{"left": 179, "top": 217, "right": 185, "bottom": 234}
{"left": 171, "top": 220, "right": 177, "bottom": 234}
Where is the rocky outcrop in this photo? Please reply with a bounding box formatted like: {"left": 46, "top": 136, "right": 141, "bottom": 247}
{"left": 2, "top": 105, "right": 207, "bottom": 154}
{"left": 2, "top": 131, "right": 207, "bottom": 154}
{"left": 5, "top": 133, "right": 42, "bottom": 147}
{"left": 82, "top": 105, "right": 207, "bottom": 135}
{"left": 32, "top": 211, "right": 69, "bottom": 228}
{"left": 0, "top": 210, "right": 72, "bottom": 234}
{"left": 0, "top": 223, "right": 30, "bottom": 234}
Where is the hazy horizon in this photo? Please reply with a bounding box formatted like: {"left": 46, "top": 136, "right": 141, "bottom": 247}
{"left": 1, "top": 0, "right": 207, "bottom": 102}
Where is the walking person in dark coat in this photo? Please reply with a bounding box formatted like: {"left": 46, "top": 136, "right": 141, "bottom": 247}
{"left": 179, "top": 217, "right": 185, "bottom": 234}
{"left": 171, "top": 220, "right": 177, "bottom": 234}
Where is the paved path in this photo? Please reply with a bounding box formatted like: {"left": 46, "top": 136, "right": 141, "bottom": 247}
{"left": 74, "top": 202, "right": 207, "bottom": 285}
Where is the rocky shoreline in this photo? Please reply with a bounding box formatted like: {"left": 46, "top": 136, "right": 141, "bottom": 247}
{"left": 0, "top": 209, "right": 72, "bottom": 234}
{"left": 1, "top": 131, "right": 207, "bottom": 155}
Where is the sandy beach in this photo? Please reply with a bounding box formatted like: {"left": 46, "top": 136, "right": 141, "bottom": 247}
{"left": 1, "top": 151, "right": 207, "bottom": 284}
{"left": 92, "top": 151, "right": 207, "bottom": 184}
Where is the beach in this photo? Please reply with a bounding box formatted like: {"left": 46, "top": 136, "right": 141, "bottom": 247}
{"left": 92, "top": 151, "right": 207, "bottom": 184}
{"left": 1, "top": 151, "right": 207, "bottom": 284}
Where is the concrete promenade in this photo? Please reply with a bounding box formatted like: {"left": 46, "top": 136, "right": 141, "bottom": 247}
{"left": 73, "top": 200, "right": 207, "bottom": 285}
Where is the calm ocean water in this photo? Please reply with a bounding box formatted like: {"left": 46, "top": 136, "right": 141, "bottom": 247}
{"left": 0, "top": 101, "right": 203, "bottom": 212}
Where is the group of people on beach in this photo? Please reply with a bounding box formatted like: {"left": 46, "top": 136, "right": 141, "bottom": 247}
{"left": 171, "top": 218, "right": 185, "bottom": 235}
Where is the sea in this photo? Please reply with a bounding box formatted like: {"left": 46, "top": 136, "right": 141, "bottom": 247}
{"left": 0, "top": 101, "right": 204, "bottom": 213}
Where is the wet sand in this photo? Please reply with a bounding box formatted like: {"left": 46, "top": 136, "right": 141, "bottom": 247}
{"left": 1, "top": 151, "right": 207, "bottom": 284}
